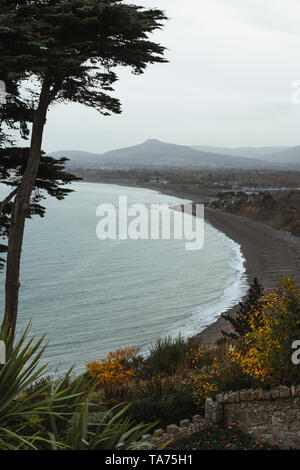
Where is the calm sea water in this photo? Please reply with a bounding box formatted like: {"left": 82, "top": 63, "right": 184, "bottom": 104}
{"left": 0, "top": 182, "right": 247, "bottom": 373}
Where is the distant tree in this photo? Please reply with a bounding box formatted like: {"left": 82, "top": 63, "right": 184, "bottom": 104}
{"left": 222, "top": 278, "right": 264, "bottom": 339}
{"left": 230, "top": 277, "right": 300, "bottom": 386}
{"left": 0, "top": 0, "right": 167, "bottom": 334}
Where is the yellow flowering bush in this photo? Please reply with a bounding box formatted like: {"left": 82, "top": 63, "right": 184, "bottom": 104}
{"left": 191, "top": 359, "right": 220, "bottom": 405}
{"left": 187, "top": 344, "right": 216, "bottom": 404}
{"left": 230, "top": 277, "right": 300, "bottom": 386}
{"left": 190, "top": 277, "right": 300, "bottom": 406}
{"left": 189, "top": 344, "right": 250, "bottom": 405}
{"left": 86, "top": 346, "right": 140, "bottom": 398}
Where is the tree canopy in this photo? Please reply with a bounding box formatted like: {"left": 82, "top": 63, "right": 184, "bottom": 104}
{"left": 222, "top": 278, "right": 264, "bottom": 339}
{"left": 0, "top": 0, "right": 167, "bottom": 131}
{"left": 0, "top": 147, "right": 80, "bottom": 271}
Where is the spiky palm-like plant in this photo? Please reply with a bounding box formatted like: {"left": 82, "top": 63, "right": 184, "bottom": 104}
{"left": 0, "top": 324, "right": 155, "bottom": 450}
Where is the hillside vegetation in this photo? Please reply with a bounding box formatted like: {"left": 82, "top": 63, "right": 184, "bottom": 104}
{"left": 0, "top": 277, "right": 299, "bottom": 449}
{"left": 211, "top": 190, "right": 300, "bottom": 237}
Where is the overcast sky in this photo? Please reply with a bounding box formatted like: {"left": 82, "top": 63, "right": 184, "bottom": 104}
{"left": 42, "top": 0, "right": 300, "bottom": 153}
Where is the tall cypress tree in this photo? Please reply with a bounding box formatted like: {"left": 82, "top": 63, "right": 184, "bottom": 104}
{"left": 0, "top": 0, "right": 167, "bottom": 334}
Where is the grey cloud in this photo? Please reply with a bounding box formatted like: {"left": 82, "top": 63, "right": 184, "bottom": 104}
{"left": 16, "top": 0, "right": 300, "bottom": 153}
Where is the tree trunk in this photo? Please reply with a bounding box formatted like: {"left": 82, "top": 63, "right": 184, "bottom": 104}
{"left": 3, "top": 79, "right": 51, "bottom": 335}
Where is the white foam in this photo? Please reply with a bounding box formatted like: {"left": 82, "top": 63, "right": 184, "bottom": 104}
{"left": 141, "top": 220, "right": 249, "bottom": 353}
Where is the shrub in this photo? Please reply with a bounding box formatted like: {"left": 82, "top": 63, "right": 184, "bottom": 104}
{"left": 86, "top": 347, "right": 140, "bottom": 398}
{"left": 190, "top": 344, "right": 263, "bottom": 407}
{"left": 190, "top": 277, "right": 300, "bottom": 406}
{"left": 24, "top": 375, "right": 53, "bottom": 399}
{"left": 127, "top": 383, "right": 198, "bottom": 429}
{"left": 222, "top": 278, "right": 264, "bottom": 339}
{"left": 230, "top": 276, "right": 300, "bottom": 386}
{"left": 142, "top": 335, "right": 193, "bottom": 375}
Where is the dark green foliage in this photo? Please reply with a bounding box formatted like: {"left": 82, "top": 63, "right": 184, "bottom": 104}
{"left": 24, "top": 375, "right": 53, "bottom": 398}
{"left": 215, "top": 336, "right": 228, "bottom": 346}
{"left": 214, "top": 369, "right": 266, "bottom": 395}
{"left": 222, "top": 278, "right": 264, "bottom": 339}
{"left": 0, "top": 0, "right": 167, "bottom": 136}
{"left": 126, "top": 383, "right": 198, "bottom": 430}
{"left": 141, "top": 335, "right": 191, "bottom": 375}
{"left": 0, "top": 147, "right": 80, "bottom": 270}
{"left": 116, "top": 335, "right": 200, "bottom": 429}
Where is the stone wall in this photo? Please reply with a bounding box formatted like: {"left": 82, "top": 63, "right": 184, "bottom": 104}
{"left": 139, "top": 385, "right": 300, "bottom": 450}
{"left": 138, "top": 414, "right": 209, "bottom": 450}
{"left": 205, "top": 385, "right": 300, "bottom": 449}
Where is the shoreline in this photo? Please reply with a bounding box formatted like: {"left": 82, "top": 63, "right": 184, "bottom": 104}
{"left": 197, "top": 205, "right": 300, "bottom": 345}
{"left": 158, "top": 186, "right": 300, "bottom": 345}
{"left": 80, "top": 179, "right": 300, "bottom": 347}
{"left": 170, "top": 202, "right": 249, "bottom": 345}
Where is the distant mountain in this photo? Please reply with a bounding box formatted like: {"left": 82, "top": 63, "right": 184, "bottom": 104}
{"left": 192, "top": 145, "right": 287, "bottom": 160}
{"left": 51, "top": 139, "right": 271, "bottom": 170}
{"left": 49, "top": 150, "right": 104, "bottom": 168}
{"left": 262, "top": 145, "right": 300, "bottom": 166}
{"left": 192, "top": 144, "right": 300, "bottom": 169}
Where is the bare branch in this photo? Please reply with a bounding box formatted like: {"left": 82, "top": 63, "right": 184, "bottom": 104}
{"left": 0, "top": 186, "right": 18, "bottom": 215}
